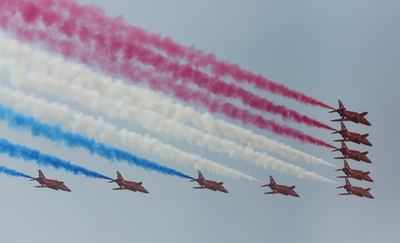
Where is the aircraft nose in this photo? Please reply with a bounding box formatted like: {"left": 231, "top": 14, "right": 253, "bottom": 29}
{"left": 62, "top": 185, "right": 71, "bottom": 192}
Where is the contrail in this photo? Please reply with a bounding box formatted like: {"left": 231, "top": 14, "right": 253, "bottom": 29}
{"left": 0, "top": 33, "right": 334, "bottom": 149}
{"left": 0, "top": 137, "right": 111, "bottom": 180}
{"left": 0, "top": 104, "right": 194, "bottom": 180}
{"left": 3, "top": 0, "right": 333, "bottom": 110}
{"left": 0, "top": 35, "right": 333, "bottom": 168}
{"left": 0, "top": 164, "right": 32, "bottom": 179}
{"left": 0, "top": 1, "right": 335, "bottom": 132}
{"left": 0, "top": 86, "right": 258, "bottom": 182}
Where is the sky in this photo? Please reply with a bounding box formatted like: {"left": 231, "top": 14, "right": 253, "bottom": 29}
{"left": 0, "top": 0, "right": 399, "bottom": 242}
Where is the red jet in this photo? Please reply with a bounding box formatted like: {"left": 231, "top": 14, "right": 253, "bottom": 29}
{"left": 109, "top": 171, "right": 149, "bottom": 193}
{"left": 332, "top": 122, "right": 372, "bottom": 146}
{"left": 336, "top": 160, "right": 373, "bottom": 182}
{"left": 333, "top": 142, "right": 371, "bottom": 163}
{"left": 337, "top": 178, "right": 374, "bottom": 199}
{"left": 31, "top": 170, "right": 71, "bottom": 192}
{"left": 191, "top": 171, "right": 228, "bottom": 193}
{"left": 330, "top": 100, "right": 371, "bottom": 126}
{"left": 262, "top": 176, "right": 300, "bottom": 198}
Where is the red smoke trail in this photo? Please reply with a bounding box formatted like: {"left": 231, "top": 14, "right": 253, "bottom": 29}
{"left": 118, "top": 64, "right": 334, "bottom": 148}
{"left": 55, "top": 0, "right": 334, "bottom": 110}
{"left": 1, "top": 0, "right": 333, "bottom": 130}
{"left": 0, "top": 0, "right": 334, "bottom": 148}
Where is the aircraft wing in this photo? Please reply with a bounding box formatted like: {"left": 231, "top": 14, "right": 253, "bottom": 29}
{"left": 34, "top": 185, "right": 46, "bottom": 188}
{"left": 112, "top": 187, "right": 125, "bottom": 190}
{"left": 193, "top": 186, "right": 206, "bottom": 189}
{"left": 331, "top": 118, "right": 346, "bottom": 122}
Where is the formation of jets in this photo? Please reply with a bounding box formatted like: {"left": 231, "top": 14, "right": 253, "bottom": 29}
{"left": 331, "top": 100, "right": 374, "bottom": 199}
{"left": 21, "top": 99, "right": 376, "bottom": 200}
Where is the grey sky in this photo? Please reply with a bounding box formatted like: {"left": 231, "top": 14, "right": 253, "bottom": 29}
{"left": 0, "top": 0, "right": 398, "bottom": 243}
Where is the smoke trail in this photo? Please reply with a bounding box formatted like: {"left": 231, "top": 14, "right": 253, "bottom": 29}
{"left": 0, "top": 35, "right": 333, "bottom": 167}
{"left": 26, "top": 0, "right": 334, "bottom": 109}
{"left": 0, "top": 68, "right": 332, "bottom": 182}
{"left": 0, "top": 165, "right": 32, "bottom": 179}
{"left": 0, "top": 86, "right": 258, "bottom": 182}
{"left": 0, "top": 0, "right": 334, "bottom": 131}
{"left": 0, "top": 105, "right": 194, "bottom": 180}
{"left": 0, "top": 27, "right": 333, "bottom": 148}
{"left": 0, "top": 137, "right": 111, "bottom": 180}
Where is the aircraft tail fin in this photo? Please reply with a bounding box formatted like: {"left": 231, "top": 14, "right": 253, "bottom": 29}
{"left": 340, "top": 122, "right": 347, "bottom": 131}
{"left": 116, "top": 171, "right": 124, "bottom": 181}
{"left": 330, "top": 100, "right": 345, "bottom": 114}
{"left": 38, "top": 170, "right": 45, "bottom": 179}
{"left": 269, "top": 176, "right": 276, "bottom": 186}
{"left": 197, "top": 170, "right": 205, "bottom": 180}
{"left": 344, "top": 160, "right": 350, "bottom": 169}
{"left": 338, "top": 100, "right": 344, "bottom": 109}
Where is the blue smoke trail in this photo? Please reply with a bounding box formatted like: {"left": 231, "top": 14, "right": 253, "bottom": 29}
{"left": 0, "top": 165, "right": 33, "bottom": 179}
{"left": 0, "top": 104, "right": 193, "bottom": 180}
{"left": 0, "top": 138, "right": 111, "bottom": 180}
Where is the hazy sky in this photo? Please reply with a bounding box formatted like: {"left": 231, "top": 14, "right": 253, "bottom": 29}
{"left": 0, "top": 1, "right": 398, "bottom": 243}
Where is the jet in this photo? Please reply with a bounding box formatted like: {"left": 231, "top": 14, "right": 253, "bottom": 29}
{"left": 262, "top": 176, "right": 300, "bottom": 198}
{"left": 31, "top": 170, "right": 71, "bottom": 192}
{"left": 336, "top": 160, "right": 373, "bottom": 182}
{"left": 332, "top": 122, "right": 372, "bottom": 146}
{"left": 333, "top": 142, "right": 371, "bottom": 163}
{"left": 191, "top": 170, "right": 228, "bottom": 193}
{"left": 330, "top": 100, "right": 371, "bottom": 126}
{"left": 336, "top": 178, "right": 374, "bottom": 199}
{"left": 109, "top": 171, "right": 149, "bottom": 193}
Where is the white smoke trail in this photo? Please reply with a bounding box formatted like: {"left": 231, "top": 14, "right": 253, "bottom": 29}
{"left": 0, "top": 35, "right": 333, "bottom": 182}
{"left": 0, "top": 85, "right": 258, "bottom": 182}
